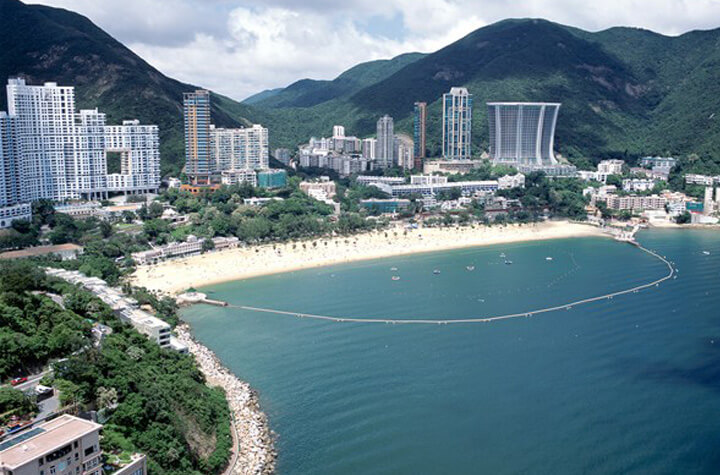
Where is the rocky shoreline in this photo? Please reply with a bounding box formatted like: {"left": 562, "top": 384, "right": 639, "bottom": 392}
{"left": 175, "top": 324, "right": 277, "bottom": 474}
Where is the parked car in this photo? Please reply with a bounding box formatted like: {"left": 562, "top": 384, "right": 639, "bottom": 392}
{"left": 10, "top": 377, "right": 27, "bottom": 386}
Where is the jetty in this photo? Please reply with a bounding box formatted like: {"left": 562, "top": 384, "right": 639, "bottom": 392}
{"left": 177, "top": 291, "right": 228, "bottom": 307}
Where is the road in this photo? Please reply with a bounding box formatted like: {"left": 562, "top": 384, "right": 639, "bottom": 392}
{"left": 7, "top": 372, "right": 47, "bottom": 392}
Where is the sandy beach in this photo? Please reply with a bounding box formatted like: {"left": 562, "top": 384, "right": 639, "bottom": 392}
{"left": 132, "top": 221, "right": 607, "bottom": 294}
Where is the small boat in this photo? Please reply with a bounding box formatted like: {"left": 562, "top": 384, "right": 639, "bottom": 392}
{"left": 703, "top": 251, "right": 711, "bottom": 255}
{"left": 390, "top": 267, "right": 398, "bottom": 271}
{"left": 500, "top": 253, "right": 506, "bottom": 258}
{"left": 546, "top": 257, "right": 553, "bottom": 261}
{"left": 504, "top": 260, "right": 513, "bottom": 265}
{"left": 466, "top": 265, "right": 475, "bottom": 271}
{"left": 433, "top": 269, "right": 441, "bottom": 275}
{"left": 391, "top": 276, "right": 400, "bottom": 281}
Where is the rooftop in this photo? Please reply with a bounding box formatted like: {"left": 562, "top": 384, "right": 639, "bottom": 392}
{"left": 0, "top": 244, "right": 83, "bottom": 260}
{"left": 0, "top": 415, "right": 101, "bottom": 469}
{"left": 486, "top": 101, "right": 561, "bottom": 106}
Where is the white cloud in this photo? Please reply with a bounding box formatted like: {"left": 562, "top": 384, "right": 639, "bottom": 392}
{"left": 26, "top": 0, "right": 720, "bottom": 100}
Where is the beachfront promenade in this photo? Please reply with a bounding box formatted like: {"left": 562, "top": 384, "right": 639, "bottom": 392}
{"left": 223, "top": 243, "right": 675, "bottom": 325}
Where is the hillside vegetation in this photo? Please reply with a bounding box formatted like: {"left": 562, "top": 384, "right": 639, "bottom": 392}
{"left": 0, "top": 260, "right": 231, "bottom": 474}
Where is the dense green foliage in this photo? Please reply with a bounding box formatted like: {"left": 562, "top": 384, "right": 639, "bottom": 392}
{"left": 498, "top": 172, "right": 589, "bottom": 220}
{"left": 52, "top": 330, "right": 231, "bottom": 474}
{"left": 0, "top": 386, "right": 37, "bottom": 421}
{"left": 0, "top": 260, "right": 232, "bottom": 474}
{"left": 0, "top": 261, "right": 91, "bottom": 379}
{"left": 245, "top": 52, "right": 426, "bottom": 108}
{"left": 158, "top": 182, "right": 378, "bottom": 244}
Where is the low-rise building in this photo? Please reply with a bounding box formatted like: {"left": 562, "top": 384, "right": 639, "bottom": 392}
{"left": 243, "top": 197, "right": 283, "bottom": 206}
{"left": 410, "top": 175, "right": 448, "bottom": 185}
{"left": 0, "top": 415, "right": 147, "bottom": 475}
{"left": 515, "top": 163, "right": 577, "bottom": 177}
{"left": 0, "top": 203, "right": 32, "bottom": 229}
{"left": 685, "top": 174, "right": 720, "bottom": 186}
{"left": 423, "top": 160, "right": 484, "bottom": 175}
{"left": 356, "top": 176, "right": 406, "bottom": 186}
{"left": 360, "top": 199, "right": 412, "bottom": 214}
{"left": 595, "top": 159, "right": 624, "bottom": 182}
{"left": 257, "top": 169, "right": 287, "bottom": 189}
{"left": 640, "top": 156, "right": 676, "bottom": 169}
{"left": 622, "top": 178, "right": 657, "bottom": 192}
{"left": 0, "top": 415, "right": 104, "bottom": 475}
{"left": 605, "top": 194, "right": 667, "bottom": 211}
{"left": 299, "top": 178, "right": 336, "bottom": 199}
{"left": 497, "top": 173, "right": 525, "bottom": 189}
{"left": 220, "top": 169, "right": 257, "bottom": 187}
{"left": 389, "top": 180, "right": 499, "bottom": 198}
{"left": 131, "top": 235, "right": 239, "bottom": 265}
{"left": 44, "top": 268, "right": 186, "bottom": 352}
{"left": 577, "top": 170, "right": 601, "bottom": 182}
{"left": 0, "top": 243, "right": 83, "bottom": 261}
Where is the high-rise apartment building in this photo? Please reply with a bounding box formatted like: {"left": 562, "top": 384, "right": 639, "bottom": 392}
{"left": 105, "top": 120, "right": 161, "bottom": 193}
{"left": 332, "top": 125, "right": 345, "bottom": 138}
{"left": 183, "top": 89, "right": 212, "bottom": 184}
{"left": 210, "top": 124, "right": 269, "bottom": 172}
{"left": 376, "top": 115, "right": 395, "bottom": 169}
{"left": 413, "top": 102, "right": 427, "bottom": 169}
{"left": 0, "top": 112, "right": 31, "bottom": 228}
{"left": 395, "top": 135, "right": 415, "bottom": 170}
{"left": 362, "top": 138, "right": 377, "bottom": 160}
{"left": 442, "top": 87, "right": 473, "bottom": 159}
{"left": 487, "top": 102, "right": 560, "bottom": 165}
{"left": 3, "top": 78, "right": 159, "bottom": 207}
{"left": 8, "top": 78, "right": 97, "bottom": 201}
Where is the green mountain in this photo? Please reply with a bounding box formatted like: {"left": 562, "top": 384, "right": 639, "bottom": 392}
{"left": 244, "top": 53, "right": 426, "bottom": 109}
{"left": 250, "top": 19, "right": 720, "bottom": 168}
{"left": 0, "top": 0, "right": 260, "bottom": 176}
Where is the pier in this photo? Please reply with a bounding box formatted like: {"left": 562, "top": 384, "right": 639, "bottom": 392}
{"left": 225, "top": 243, "right": 675, "bottom": 325}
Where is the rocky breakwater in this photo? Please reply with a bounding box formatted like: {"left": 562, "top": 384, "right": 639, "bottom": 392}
{"left": 176, "top": 324, "right": 277, "bottom": 474}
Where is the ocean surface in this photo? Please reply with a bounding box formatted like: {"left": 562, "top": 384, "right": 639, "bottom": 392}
{"left": 181, "top": 230, "right": 720, "bottom": 474}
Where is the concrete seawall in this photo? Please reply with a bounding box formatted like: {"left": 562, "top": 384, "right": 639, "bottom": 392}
{"left": 175, "top": 324, "right": 276, "bottom": 474}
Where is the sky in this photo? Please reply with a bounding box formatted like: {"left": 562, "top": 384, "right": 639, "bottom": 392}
{"left": 28, "top": 0, "right": 720, "bottom": 101}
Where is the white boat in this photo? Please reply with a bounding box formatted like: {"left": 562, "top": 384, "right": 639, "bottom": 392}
{"left": 390, "top": 267, "right": 398, "bottom": 271}
{"left": 466, "top": 265, "right": 475, "bottom": 271}
{"left": 391, "top": 276, "right": 400, "bottom": 281}
{"left": 433, "top": 269, "right": 441, "bottom": 275}
{"left": 546, "top": 257, "right": 553, "bottom": 261}
{"left": 703, "top": 251, "right": 711, "bottom": 255}
{"left": 500, "top": 253, "right": 506, "bottom": 258}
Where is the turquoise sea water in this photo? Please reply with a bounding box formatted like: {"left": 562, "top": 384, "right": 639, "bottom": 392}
{"left": 182, "top": 230, "right": 720, "bottom": 474}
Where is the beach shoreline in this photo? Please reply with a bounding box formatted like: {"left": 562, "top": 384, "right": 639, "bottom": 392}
{"left": 132, "top": 221, "right": 608, "bottom": 294}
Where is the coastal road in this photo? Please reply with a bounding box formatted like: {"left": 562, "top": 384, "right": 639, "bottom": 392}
{"left": 222, "top": 415, "right": 240, "bottom": 475}
{"left": 4, "top": 371, "right": 47, "bottom": 392}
